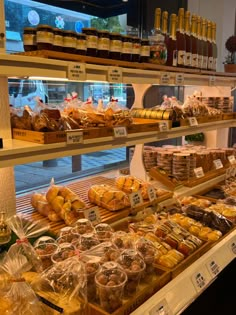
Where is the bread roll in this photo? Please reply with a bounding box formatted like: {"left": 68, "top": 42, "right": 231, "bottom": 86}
{"left": 48, "top": 210, "right": 61, "bottom": 222}
{"left": 31, "top": 193, "right": 46, "bottom": 209}
{"left": 50, "top": 196, "right": 64, "bottom": 213}
{"left": 46, "top": 185, "right": 60, "bottom": 203}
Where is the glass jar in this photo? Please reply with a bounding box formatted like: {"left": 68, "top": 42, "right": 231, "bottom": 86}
{"left": 53, "top": 28, "right": 64, "bottom": 52}
{"left": 97, "top": 30, "right": 110, "bottom": 58}
{"left": 132, "top": 37, "right": 141, "bottom": 62}
{"left": 23, "top": 27, "right": 37, "bottom": 52}
{"left": 140, "top": 39, "right": 150, "bottom": 63}
{"left": 76, "top": 33, "right": 87, "bottom": 55}
{"left": 82, "top": 27, "right": 98, "bottom": 57}
{"left": 121, "top": 35, "right": 133, "bottom": 61}
{"left": 148, "top": 34, "right": 167, "bottom": 65}
{"left": 36, "top": 25, "right": 54, "bottom": 50}
{"left": 63, "top": 30, "right": 77, "bottom": 54}
{"left": 109, "top": 32, "right": 122, "bottom": 60}
{"left": 0, "top": 212, "right": 11, "bottom": 245}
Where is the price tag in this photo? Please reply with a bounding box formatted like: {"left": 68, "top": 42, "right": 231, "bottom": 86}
{"left": 66, "top": 130, "right": 83, "bottom": 144}
{"left": 175, "top": 73, "right": 184, "bottom": 85}
{"left": 229, "top": 240, "right": 236, "bottom": 255}
{"left": 67, "top": 63, "right": 86, "bottom": 81}
{"left": 209, "top": 75, "right": 216, "bottom": 86}
{"left": 194, "top": 167, "right": 205, "bottom": 178}
{"left": 160, "top": 72, "right": 170, "bottom": 85}
{"left": 159, "top": 121, "right": 169, "bottom": 132}
{"left": 129, "top": 191, "right": 143, "bottom": 208}
{"left": 149, "top": 298, "right": 172, "bottom": 315}
{"left": 113, "top": 126, "right": 127, "bottom": 138}
{"left": 213, "top": 159, "right": 223, "bottom": 169}
{"left": 188, "top": 117, "right": 198, "bottom": 126}
{"left": 206, "top": 259, "right": 221, "bottom": 278}
{"left": 84, "top": 206, "right": 101, "bottom": 225}
{"left": 148, "top": 186, "right": 157, "bottom": 202}
{"left": 192, "top": 271, "right": 207, "bottom": 292}
{"left": 107, "top": 67, "right": 123, "bottom": 83}
{"left": 228, "top": 155, "right": 236, "bottom": 164}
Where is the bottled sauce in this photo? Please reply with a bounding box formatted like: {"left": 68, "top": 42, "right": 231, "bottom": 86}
{"left": 149, "top": 8, "right": 167, "bottom": 65}
{"left": 161, "top": 11, "right": 169, "bottom": 47}
{"left": 140, "top": 39, "right": 150, "bottom": 63}
{"left": 176, "top": 8, "right": 186, "bottom": 67}
{"left": 197, "top": 16, "right": 203, "bottom": 69}
{"left": 201, "top": 18, "right": 208, "bottom": 70}
{"left": 121, "top": 35, "right": 133, "bottom": 61}
{"left": 184, "top": 11, "right": 192, "bottom": 67}
{"left": 36, "top": 25, "right": 54, "bottom": 50}
{"left": 97, "top": 30, "right": 110, "bottom": 58}
{"left": 190, "top": 14, "right": 198, "bottom": 68}
{"left": 82, "top": 27, "right": 98, "bottom": 57}
{"left": 109, "top": 32, "right": 122, "bottom": 60}
{"left": 207, "top": 20, "right": 214, "bottom": 70}
{"left": 166, "top": 13, "right": 177, "bottom": 67}
{"left": 23, "top": 27, "right": 37, "bottom": 52}
{"left": 132, "top": 37, "right": 141, "bottom": 62}
{"left": 211, "top": 22, "right": 217, "bottom": 71}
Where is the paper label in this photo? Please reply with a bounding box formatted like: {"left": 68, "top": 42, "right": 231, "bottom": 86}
{"left": 229, "top": 239, "right": 236, "bottom": 255}
{"left": 228, "top": 155, "right": 236, "bottom": 164}
{"left": 67, "top": 63, "right": 86, "bottom": 81}
{"left": 113, "top": 126, "right": 127, "bottom": 138}
{"left": 206, "top": 259, "right": 221, "bottom": 278}
{"left": 213, "top": 159, "right": 223, "bottom": 169}
{"left": 194, "top": 167, "right": 205, "bottom": 178}
{"left": 84, "top": 206, "right": 101, "bottom": 225}
{"left": 209, "top": 75, "right": 216, "bottom": 86}
{"left": 108, "top": 67, "right": 123, "bottom": 83}
{"left": 160, "top": 72, "right": 170, "bottom": 85}
{"left": 188, "top": 117, "right": 198, "bottom": 126}
{"left": 148, "top": 186, "right": 157, "bottom": 202}
{"left": 159, "top": 121, "right": 169, "bottom": 132}
{"left": 66, "top": 130, "right": 83, "bottom": 144}
{"left": 192, "top": 270, "right": 207, "bottom": 292}
{"left": 129, "top": 191, "right": 143, "bottom": 208}
{"left": 175, "top": 73, "right": 184, "bottom": 85}
{"left": 149, "top": 298, "right": 172, "bottom": 315}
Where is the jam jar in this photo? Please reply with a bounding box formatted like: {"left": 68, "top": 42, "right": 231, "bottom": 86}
{"left": 140, "top": 39, "right": 150, "bottom": 63}
{"left": 97, "top": 30, "right": 110, "bottom": 58}
{"left": 132, "top": 37, "right": 141, "bottom": 62}
{"left": 23, "top": 27, "right": 37, "bottom": 52}
{"left": 121, "top": 35, "right": 133, "bottom": 61}
{"left": 82, "top": 27, "right": 98, "bottom": 57}
{"left": 63, "top": 30, "right": 77, "bottom": 54}
{"left": 36, "top": 25, "right": 54, "bottom": 50}
{"left": 53, "top": 28, "right": 64, "bottom": 52}
{"left": 76, "top": 33, "right": 87, "bottom": 55}
{"left": 109, "top": 32, "right": 122, "bottom": 60}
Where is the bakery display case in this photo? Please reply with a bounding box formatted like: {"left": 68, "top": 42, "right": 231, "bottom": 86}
{"left": 0, "top": 1, "right": 236, "bottom": 314}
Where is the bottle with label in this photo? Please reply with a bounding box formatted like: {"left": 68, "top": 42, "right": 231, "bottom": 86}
{"left": 161, "top": 11, "right": 169, "bottom": 47}
{"left": 176, "top": 8, "right": 186, "bottom": 67}
{"left": 197, "top": 16, "right": 203, "bottom": 69}
{"left": 190, "top": 14, "right": 198, "bottom": 68}
{"left": 166, "top": 13, "right": 177, "bottom": 67}
{"left": 207, "top": 20, "right": 214, "bottom": 70}
{"left": 201, "top": 18, "right": 208, "bottom": 70}
{"left": 140, "top": 39, "right": 150, "bottom": 63}
{"left": 184, "top": 11, "right": 192, "bottom": 67}
{"left": 211, "top": 22, "right": 217, "bottom": 71}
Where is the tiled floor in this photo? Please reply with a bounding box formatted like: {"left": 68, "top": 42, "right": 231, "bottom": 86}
{"left": 14, "top": 147, "right": 128, "bottom": 193}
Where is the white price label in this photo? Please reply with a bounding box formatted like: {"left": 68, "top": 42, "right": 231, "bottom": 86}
{"left": 66, "top": 130, "right": 83, "bottom": 144}
{"left": 188, "top": 117, "right": 198, "bottom": 126}
{"left": 159, "top": 121, "right": 169, "bottom": 132}
{"left": 228, "top": 155, "right": 236, "bottom": 164}
{"left": 194, "top": 167, "right": 205, "bottom": 178}
{"left": 229, "top": 240, "right": 236, "bottom": 255}
{"left": 129, "top": 191, "right": 143, "bottom": 208}
{"left": 192, "top": 271, "right": 207, "bottom": 292}
{"left": 148, "top": 186, "right": 157, "bottom": 202}
{"left": 84, "top": 206, "right": 101, "bottom": 225}
{"left": 209, "top": 75, "right": 216, "bottom": 86}
{"left": 149, "top": 299, "right": 172, "bottom": 315}
{"left": 113, "top": 126, "right": 127, "bottom": 138}
{"left": 213, "top": 159, "right": 223, "bottom": 169}
{"left": 160, "top": 72, "right": 170, "bottom": 85}
{"left": 175, "top": 73, "right": 184, "bottom": 85}
{"left": 108, "top": 67, "right": 123, "bottom": 83}
{"left": 207, "top": 259, "right": 221, "bottom": 278}
{"left": 67, "top": 63, "right": 86, "bottom": 81}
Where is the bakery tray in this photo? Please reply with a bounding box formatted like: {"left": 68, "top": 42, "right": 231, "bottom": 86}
{"left": 180, "top": 114, "right": 223, "bottom": 126}
{"left": 16, "top": 176, "right": 172, "bottom": 235}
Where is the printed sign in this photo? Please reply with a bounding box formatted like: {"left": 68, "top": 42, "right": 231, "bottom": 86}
{"left": 113, "top": 126, "right": 127, "bottom": 138}
{"left": 129, "top": 191, "right": 143, "bottom": 208}
{"left": 108, "top": 67, "right": 123, "bottom": 83}
{"left": 213, "top": 159, "right": 223, "bottom": 170}
{"left": 188, "top": 117, "right": 198, "bottom": 126}
{"left": 68, "top": 63, "right": 86, "bottom": 81}
{"left": 84, "top": 206, "right": 101, "bottom": 225}
{"left": 66, "top": 130, "right": 83, "bottom": 144}
{"left": 175, "top": 73, "right": 184, "bottom": 85}
{"left": 194, "top": 167, "right": 205, "bottom": 178}
{"left": 160, "top": 72, "right": 170, "bottom": 85}
{"left": 207, "top": 259, "right": 221, "bottom": 278}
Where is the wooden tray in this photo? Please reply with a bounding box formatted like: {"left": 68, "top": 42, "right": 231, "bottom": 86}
{"left": 222, "top": 112, "right": 236, "bottom": 120}
{"left": 180, "top": 114, "right": 223, "bottom": 126}
{"left": 149, "top": 167, "right": 185, "bottom": 190}
{"left": 185, "top": 167, "right": 227, "bottom": 188}
{"left": 87, "top": 267, "right": 170, "bottom": 315}
{"left": 16, "top": 176, "right": 172, "bottom": 235}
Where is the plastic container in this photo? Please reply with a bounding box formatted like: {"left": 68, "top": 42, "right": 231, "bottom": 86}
{"left": 51, "top": 243, "right": 75, "bottom": 263}
{"left": 94, "top": 223, "right": 114, "bottom": 242}
{"left": 148, "top": 34, "right": 167, "bottom": 65}
{"left": 95, "top": 262, "right": 127, "bottom": 312}
{"left": 35, "top": 242, "right": 58, "bottom": 270}
{"left": 111, "top": 231, "right": 135, "bottom": 251}
{"left": 23, "top": 27, "right": 37, "bottom": 52}
{"left": 72, "top": 218, "right": 94, "bottom": 235}
{"left": 76, "top": 232, "right": 100, "bottom": 252}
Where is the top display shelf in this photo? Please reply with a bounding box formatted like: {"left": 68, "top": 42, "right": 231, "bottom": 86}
{"left": 0, "top": 52, "right": 236, "bottom": 86}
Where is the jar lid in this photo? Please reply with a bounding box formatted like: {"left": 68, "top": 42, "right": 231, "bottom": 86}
{"left": 53, "top": 28, "right": 64, "bottom": 34}
{"left": 110, "top": 32, "right": 121, "bottom": 36}
{"left": 64, "top": 30, "right": 76, "bottom": 35}
{"left": 98, "top": 30, "right": 110, "bottom": 34}
{"left": 24, "top": 27, "right": 36, "bottom": 32}
{"left": 77, "top": 33, "right": 86, "bottom": 38}
{"left": 37, "top": 24, "right": 53, "bottom": 30}
{"left": 82, "top": 27, "right": 97, "bottom": 31}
